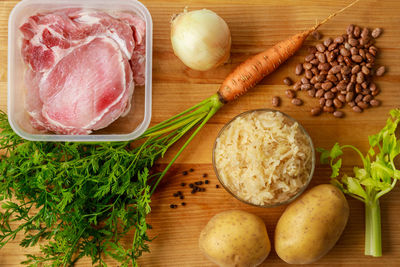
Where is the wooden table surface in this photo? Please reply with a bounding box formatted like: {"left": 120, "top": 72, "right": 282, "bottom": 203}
{"left": 1, "top": 0, "right": 400, "bottom": 266}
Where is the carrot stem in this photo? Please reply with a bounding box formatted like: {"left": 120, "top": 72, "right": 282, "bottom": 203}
{"left": 150, "top": 94, "right": 223, "bottom": 194}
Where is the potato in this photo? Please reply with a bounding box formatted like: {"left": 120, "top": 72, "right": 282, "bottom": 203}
{"left": 199, "top": 210, "right": 270, "bottom": 267}
{"left": 275, "top": 184, "right": 349, "bottom": 264}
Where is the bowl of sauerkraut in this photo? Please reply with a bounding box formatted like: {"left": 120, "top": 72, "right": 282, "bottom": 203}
{"left": 212, "top": 109, "right": 315, "bottom": 207}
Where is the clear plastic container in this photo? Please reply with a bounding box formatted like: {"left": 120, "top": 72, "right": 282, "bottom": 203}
{"left": 8, "top": 0, "right": 152, "bottom": 142}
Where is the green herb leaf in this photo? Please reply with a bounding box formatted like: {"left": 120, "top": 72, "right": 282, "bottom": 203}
{"left": 368, "top": 147, "right": 376, "bottom": 156}
{"left": 344, "top": 176, "right": 367, "bottom": 200}
{"left": 369, "top": 133, "right": 380, "bottom": 148}
{"left": 371, "top": 160, "right": 393, "bottom": 184}
{"left": 353, "top": 167, "right": 368, "bottom": 180}
{"left": 331, "top": 159, "right": 342, "bottom": 178}
{"left": 330, "top": 143, "right": 343, "bottom": 159}
{"left": 317, "top": 147, "right": 330, "bottom": 164}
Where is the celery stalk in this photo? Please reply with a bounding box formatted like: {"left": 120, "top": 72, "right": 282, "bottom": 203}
{"left": 318, "top": 109, "right": 400, "bottom": 257}
{"left": 365, "top": 198, "right": 382, "bottom": 257}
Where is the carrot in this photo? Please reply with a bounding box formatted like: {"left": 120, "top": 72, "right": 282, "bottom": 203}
{"left": 218, "top": 0, "right": 360, "bottom": 103}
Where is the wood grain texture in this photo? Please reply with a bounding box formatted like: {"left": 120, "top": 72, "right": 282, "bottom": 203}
{"left": 1, "top": 0, "right": 400, "bottom": 266}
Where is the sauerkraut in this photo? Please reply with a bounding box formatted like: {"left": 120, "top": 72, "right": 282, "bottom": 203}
{"left": 214, "top": 110, "right": 313, "bottom": 206}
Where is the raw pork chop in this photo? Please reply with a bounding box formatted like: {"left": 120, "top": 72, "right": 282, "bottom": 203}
{"left": 116, "top": 12, "right": 146, "bottom": 85}
{"left": 20, "top": 12, "right": 84, "bottom": 72}
{"left": 24, "top": 69, "right": 46, "bottom": 130}
{"left": 20, "top": 9, "right": 146, "bottom": 135}
{"left": 40, "top": 38, "right": 132, "bottom": 134}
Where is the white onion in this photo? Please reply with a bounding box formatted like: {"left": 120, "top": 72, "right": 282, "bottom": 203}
{"left": 171, "top": 8, "right": 231, "bottom": 71}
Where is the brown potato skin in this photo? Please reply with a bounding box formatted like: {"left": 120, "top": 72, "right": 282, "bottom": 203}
{"left": 199, "top": 210, "right": 270, "bottom": 267}
{"left": 274, "top": 184, "right": 349, "bottom": 264}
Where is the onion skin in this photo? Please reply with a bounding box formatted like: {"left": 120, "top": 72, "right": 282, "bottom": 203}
{"left": 171, "top": 9, "right": 231, "bottom": 71}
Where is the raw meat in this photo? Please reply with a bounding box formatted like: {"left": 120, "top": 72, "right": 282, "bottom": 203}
{"left": 20, "top": 12, "right": 83, "bottom": 72}
{"left": 40, "top": 38, "right": 132, "bottom": 134}
{"left": 116, "top": 12, "right": 146, "bottom": 85}
{"left": 24, "top": 69, "right": 46, "bottom": 130}
{"left": 74, "top": 11, "right": 135, "bottom": 58}
{"left": 20, "top": 9, "right": 146, "bottom": 135}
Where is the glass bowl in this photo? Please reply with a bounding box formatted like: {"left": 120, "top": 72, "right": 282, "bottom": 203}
{"left": 212, "top": 109, "right": 315, "bottom": 208}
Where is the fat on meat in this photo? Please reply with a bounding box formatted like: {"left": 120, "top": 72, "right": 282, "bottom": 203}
{"left": 116, "top": 12, "right": 146, "bottom": 86}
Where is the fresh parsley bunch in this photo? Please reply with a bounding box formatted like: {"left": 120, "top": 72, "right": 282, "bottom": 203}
{"left": 0, "top": 94, "right": 223, "bottom": 266}
{"left": 318, "top": 109, "right": 400, "bottom": 257}
{"left": 0, "top": 114, "right": 153, "bottom": 266}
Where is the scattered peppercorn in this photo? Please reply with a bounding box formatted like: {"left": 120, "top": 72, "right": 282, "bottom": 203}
{"left": 216, "top": 185, "right": 220, "bottom": 188}
{"left": 171, "top": 169, "right": 215, "bottom": 209}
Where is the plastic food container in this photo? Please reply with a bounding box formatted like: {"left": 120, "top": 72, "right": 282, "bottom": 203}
{"left": 212, "top": 109, "right": 315, "bottom": 208}
{"left": 8, "top": 0, "right": 152, "bottom": 142}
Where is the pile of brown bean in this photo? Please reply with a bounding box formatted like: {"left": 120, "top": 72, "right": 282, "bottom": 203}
{"left": 293, "top": 25, "right": 385, "bottom": 118}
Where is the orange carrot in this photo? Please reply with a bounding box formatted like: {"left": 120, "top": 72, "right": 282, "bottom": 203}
{"left": 218, "top": 0, "right": 360, "bottom": 103}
